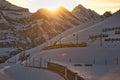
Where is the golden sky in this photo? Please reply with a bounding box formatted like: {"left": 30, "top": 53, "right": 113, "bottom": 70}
{"left": 7, "top": 0, "right": 120, "bottom": 14}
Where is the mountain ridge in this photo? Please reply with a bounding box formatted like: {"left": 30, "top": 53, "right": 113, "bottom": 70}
{"left": 0, "top": 0, "right": 109, "bottom": 49}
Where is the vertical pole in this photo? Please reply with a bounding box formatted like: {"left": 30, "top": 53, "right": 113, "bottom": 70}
{"left": 33, "top": 57, "right": 34, "bottom": 67}
{"left": 39, "top": 57, "right": 42, "bottom": 68}
{"left": 116, "top": 56, "right": 119, "bottom": 65}
{"left": 29, "top": 56, "right": 30, "bottom": 66}
{"left": 60, "top": 39, "right": 62, "bottom": 48}
{"left": 100, "top": 34, "right": 103, "bottom": 47}
{"left": 76, "top": 33, "right": 78, "bottom": 44}
{"left": 65, "top": 66, "right": 67, "bottom": 79}
{"left": 93, "top": 58, "right": 95, "bottom": 64}
{"left": 75, "top": 73, "right": 78, "bottom": 80}
{"left": 14, "top": 57, "right": 16, "bottom": 63}
{"left": 105, "top": 59, "right": 107, "bottom": 65}
{"left": 43, "top": 58, "right": 44, "bottom": 68}
{"left": 73, "top": 33, "right": 75, "bottom": 44}
{"left": 26, "top": 59, "right": 28, "bottom": 66}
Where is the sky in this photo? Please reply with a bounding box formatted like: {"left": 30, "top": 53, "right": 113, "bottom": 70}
{"left": 7, "top": 0, "right": 120, "bottom": 14}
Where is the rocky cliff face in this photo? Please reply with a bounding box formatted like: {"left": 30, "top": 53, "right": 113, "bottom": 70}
{"left": 0, "top": 0, "right": 31, "bottom": 48}
{"left": 72, "top": 4, "right": 103, "bottom": 23}
{"left": 0, "top": 0, "right": 103, "bottom": 49}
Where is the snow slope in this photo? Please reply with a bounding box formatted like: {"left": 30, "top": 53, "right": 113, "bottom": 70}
{"left": 7, "top": 10, "right": 120, "bottom": 64}
{"left": 6, "top": 64, "right": 64, "bottom": 80}
{"left": 0, "top": 48, "right": 15, "bottom": 56}
{"left": 59, "top": 10, "right": 120, "bottom": 47}
{"left": 0, "top": 63, "right": 64, "bottom": 80}
{"left": 20, "top": 10, "right": 120, "bottom": 80}
{"left": 0, "top": 1, "right": 119, "bottom": 80}
{"left": 0, "top": 0, "right": 103, "bottom": 50}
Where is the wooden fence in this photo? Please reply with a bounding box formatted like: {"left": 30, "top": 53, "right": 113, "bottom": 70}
{"left": 47, "top": 62, "right": 84, "bottom": 80}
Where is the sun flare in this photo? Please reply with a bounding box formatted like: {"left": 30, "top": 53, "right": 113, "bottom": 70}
{"left": 44, "top": 6, "right": 60, "bottom": 11}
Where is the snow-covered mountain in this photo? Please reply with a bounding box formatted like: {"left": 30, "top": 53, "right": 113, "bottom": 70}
{"left": 25, "top": 7, "right": 81, "bottom": 46}
{"left": 58, "top": 10, "right": 120, "bottom": 48}
{"left": 102, "top": 11, "right": 112, "bottom": 19}
{"left": 7, "top": 8, "right": 120, "bottom": 65}
{"left": 0, "top": 0, "right": 31, "bottom": 63}
{"left": 27, "top": 5, "right": 104, "bottom": 48}
{"left": 0, "top": 0, "right": 30, "bottom": 49}
{"left": 0, "top": 0, "right": 106, "bottom": 64}
{"left": 0, "top": 1, "right": 119, "bottom": 80}
{"left": 72, "top": 4, "right": 102, "bottom": 23}
{"left": 0, "top": 0, "right": 28, "bottom": 11}
{"left": 0, "top": 0, "right": 103, "bottom": 50}
{"left": 19, "top": 9, "right": 120, "bottom": 80}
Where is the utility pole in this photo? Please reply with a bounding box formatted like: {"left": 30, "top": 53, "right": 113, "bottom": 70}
{"left": 39, "top": 57, "right": 42, "bottom": 68}
{"left": 73, "top": 33, "right": 79, "bottom": 44}
{"left": 76, "top": 33, "right": 79, "bottom": 44}
{"left": 116, "top": 56, "right": 119, "bottom": 65}
{"left": 33, "top": 57, "right": 35, "bottom": 67}
{"left": 105, "top": 59, "right": 107, "bottom": 65}
{"left": 93, "top": 58, "right": 96, "bottom": 64}
{"left": 100, "top": 33, "right": 103, "bottom": 47}
{"left": 28, "top": 56, "right": 31, "bottom": 66}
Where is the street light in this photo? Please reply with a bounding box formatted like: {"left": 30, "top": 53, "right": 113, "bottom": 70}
{"left": 73, "top": 33, "right": 79, "bottom": 44}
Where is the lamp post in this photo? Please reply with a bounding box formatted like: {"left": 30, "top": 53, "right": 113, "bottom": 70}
{"left": 73, "top": 33, "right": 79, "bottom": 44}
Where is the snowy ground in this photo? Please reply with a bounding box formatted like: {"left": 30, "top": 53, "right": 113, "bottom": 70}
{"left": 52, "top": 61, "right": 120, "bottom": 80}
{"left": 0, "top": 48, "right": 16, "bottom": 56}
{"left": 40, "top": 57, "right": 120, "bottom": 80}
{"left": 0, "top": 63, "right": 64, "bottom": 80}
{"left": 74, "top": 65, "right": 120, "bottom": 80}
{"left": 32, "top": 47, "right": 120, "bottom": 65}
{"left": 26, "top": 46, "right": 120, "bottom": 80}
{"left": 0, "top": 10, "right": 120, "bottom": 80}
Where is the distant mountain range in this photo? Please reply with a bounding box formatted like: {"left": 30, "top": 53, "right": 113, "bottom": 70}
{"left": 0, "top": 0, "right": 112, "bottom": 49}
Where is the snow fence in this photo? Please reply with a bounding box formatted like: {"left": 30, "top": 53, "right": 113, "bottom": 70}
{"left": 47, "top": 62, "right": 84, "bottom": 80}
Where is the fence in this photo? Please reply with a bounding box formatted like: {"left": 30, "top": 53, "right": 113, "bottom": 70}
{"left": 47, "top": 62, "right": 84, "bottom": 80}
{"left": 24, "top": 55, "right": 120, "bottom": 68}
{"left": 23, "top": 56, "right": 120, "bottom": 80}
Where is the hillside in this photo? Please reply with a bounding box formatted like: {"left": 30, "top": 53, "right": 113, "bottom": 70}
{"left": 7, "top": 9, "right": 120, "bottom": 63}
{"left": 0, "top": 0, "right": 103, "bottom": 50}
{"left": 0, "top": 0, "right": 119, "bottom": 80}
{"left": 59, "top": 10, "right": 120, "bottom": 47}
{"left": 14, "top": 9, "right": 120, "bottom": 80}
{"left": 0, "top": 0, "right": 105, "bottom": 63}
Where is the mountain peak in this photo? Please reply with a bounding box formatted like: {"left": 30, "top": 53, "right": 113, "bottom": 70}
{"left": 0, "top": 0, "right": 29, "bottom": 12}
{"left": 72, "top": 4, "right": 102, "bottom": 23}
{"left": 103, "top": 11, "right": 112, "bottom": 18}
{"left": 72, "top": 4, "right": 86, "bottom": 12}
{"left": 115, "top": 9, "right": 120, "bottom": 14}
{"left": 75, "top": 4, "right": 85, "bottom": 9}
{"left": 58, "top": 6, "right": 67, "bottom": 11}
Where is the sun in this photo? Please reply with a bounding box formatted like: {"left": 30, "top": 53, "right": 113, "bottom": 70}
{"left": 41, "top": 6, "right": 66, "bottom": 14}
{"left": 45, "top": 6, "right": 59, "bottom": 11}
